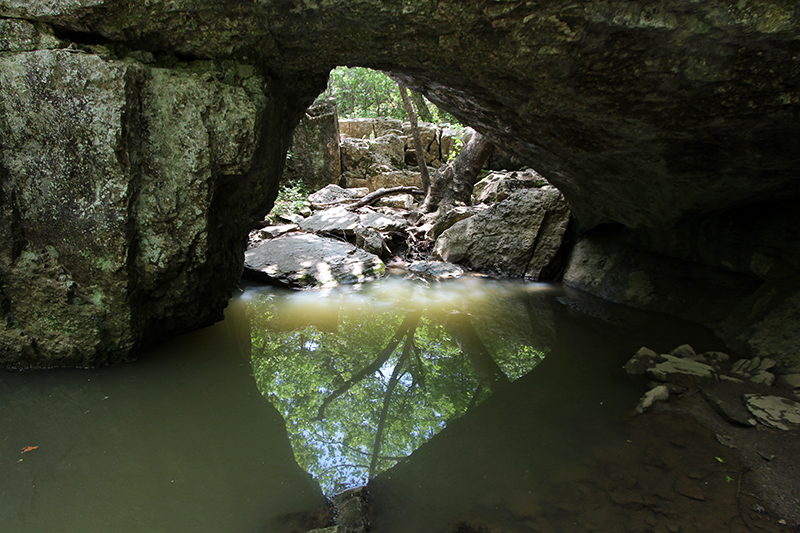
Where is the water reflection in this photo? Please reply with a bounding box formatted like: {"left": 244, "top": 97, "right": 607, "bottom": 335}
{"left": 247, "top": 277, "right": 555, "bottom": 494}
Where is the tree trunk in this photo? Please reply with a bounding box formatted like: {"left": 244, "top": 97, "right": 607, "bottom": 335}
{"left": 444, "top": 312, "right": 510, "bottom": 392}
{"left": 398, "top": 83, "right": 430, "bottom": 192}
{"left": 421, "top": 131, "right": 494, "bottom": 214}
{"left": 410, "top": 90, "right": 434, "bottom": 123}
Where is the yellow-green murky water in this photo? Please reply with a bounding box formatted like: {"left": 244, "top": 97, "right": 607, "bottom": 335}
{"left": 3, "top": 276, "right": 777, "bottom": 533}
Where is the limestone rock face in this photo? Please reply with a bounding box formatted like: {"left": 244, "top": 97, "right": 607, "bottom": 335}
{"left": 0, "top": 38, "right": 293, "bottom": 367}
{"left": 284, "top": 98, "right": 341, "bottom": 193}
{"left": 432, "top": 188, "right": 571, "bottom": 279}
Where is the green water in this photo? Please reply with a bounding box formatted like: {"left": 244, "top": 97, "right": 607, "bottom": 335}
{"left": 2, "top": 276, "right": 741, "bottom": 533}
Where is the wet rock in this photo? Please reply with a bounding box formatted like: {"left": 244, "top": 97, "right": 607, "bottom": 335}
{"left": 744, "top": 394, "right": 800, "bottom": 431}
{"left": 634, "top": 385, "right": 669, "bottom": 414}
{"left": 701, "top": 383, "right": 757, "bottom": 427}
{"left": 624, "top": 346, "right": 661, "bottom": 376}
{"left": 407, "top": 261, "right": 464, "bottom": 280}
{"left": 646, "top": 355, "right": 716, "bottom": 387}
{"left": 609, "top": 491, "right": 644, "bottom": 507}
{"left": 432, "top": 188, "right": 570, "bottom": 280}
{"left": 243, "top": 233, "right": 385, "bottom": 289}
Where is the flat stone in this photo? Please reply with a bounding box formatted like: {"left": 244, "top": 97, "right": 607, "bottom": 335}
{"left": 307, "top": 184, "right": 367, "bottom": 205}
{"left": 243, "top": 232, "right": 385, "bottom": 288}
{"left": 300, "top": 206, "right": 361, "bottom": 235}
{"left": 646, "top": 354, "right": 716, "bottom": 387}
{"left": 744, "top": 394, "right": 800, "bottom": 430}
{"left": 259, "top": 224, "right": 299, "bottom": 239}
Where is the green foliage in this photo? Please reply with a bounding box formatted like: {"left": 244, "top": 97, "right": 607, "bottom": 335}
{"left": 247, "top": 281, "right": 547, "bottom": 495}
{"left": 323, "top": 66, "right": 462, "bottom": 124}
{"left": 323, "top": 67, "right": 404, "bottom": 119}
{"left": 271, "top": 181, "right": 309, "bottom": 218}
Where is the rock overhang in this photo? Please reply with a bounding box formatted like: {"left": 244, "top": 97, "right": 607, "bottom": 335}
{"left": 2, "top": 0, "right": 800, "bottom": 366}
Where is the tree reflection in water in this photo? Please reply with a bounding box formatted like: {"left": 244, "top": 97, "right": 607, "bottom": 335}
{"left": 247, "top": 278, "right": 551, "bottom": 494}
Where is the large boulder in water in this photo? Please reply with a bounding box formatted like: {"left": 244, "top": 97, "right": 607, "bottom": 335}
{"left": 243, "top": 232, "right": 385, "bottom": 289}
{"left": 432, "top": 188, "right": 571, "bottom": 280}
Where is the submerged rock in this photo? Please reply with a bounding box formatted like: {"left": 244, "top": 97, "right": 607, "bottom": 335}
{"left": 243, "top": 233, "right": 385, "bottom": 289}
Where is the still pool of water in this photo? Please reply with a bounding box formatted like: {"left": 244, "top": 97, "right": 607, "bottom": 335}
{"left": 1, "top": 276, "right": 774, "bottom": 532}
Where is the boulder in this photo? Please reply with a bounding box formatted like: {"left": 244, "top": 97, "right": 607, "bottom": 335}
{"left": 0, "top": 46, "right": 271, "bottom": 367}
{"left": 283, "top": 98, "right": 341, "bottom": 192}
{"left": 354, "top": 226, "right": 385, "bottom": 256}
{"left": 375, "top": 193, "right": 415, "bottom": 210}
{"left": 426, "top": 205, "right": 488, "bottom": 240}
{"left": 402, "top": 121, "right": 440, "bottom": 165}
{"left": 700, "top": 382, "right": 758, "bottom": 427}
{"left": 432, "top": 188, "right": 570, "bottom": 280}
{"left": 634, "top": 385, "right": 669, "bottom": 414}
{"left": 473, "top": 169, "right": 549, "bottom": 204}
{"left": 340, "top": 133, "right": 405, "bottom": 184}
{"left": 624, "top": 346, "right": 662, "bottom": 376}
{"left": 243, "top": 233, "right": 385, "bottom": 288}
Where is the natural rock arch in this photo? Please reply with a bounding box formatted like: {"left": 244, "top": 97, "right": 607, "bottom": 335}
{"left": 1, "top": 1, "right": 799, "bottom": 368}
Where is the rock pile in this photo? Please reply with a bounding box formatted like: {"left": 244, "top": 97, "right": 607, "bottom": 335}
{"left": 246, "top": 170, "right": 572, "bottom": 289}
{"left": 625, "top": 344, "right": 800, "bottom": 431}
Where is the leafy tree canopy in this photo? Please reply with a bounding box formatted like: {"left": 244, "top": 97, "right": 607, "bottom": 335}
{"left": 248, "top": 279, "right": 548, "bottom": 495}
{"left": 322, "top": 66, "right": 460, "bottom": 124}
